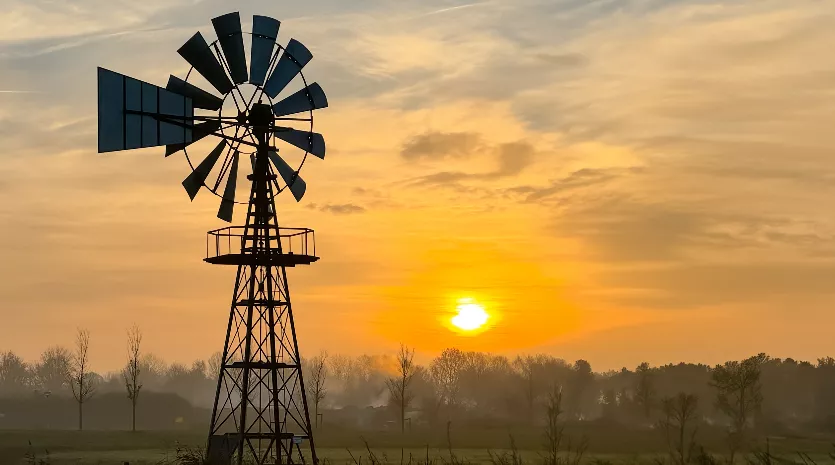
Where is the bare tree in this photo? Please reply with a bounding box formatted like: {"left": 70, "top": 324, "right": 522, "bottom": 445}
{"left": 710, "top": 353, "right": 767, "bottom": 463}
{"left": 307, "top": 351, "right": 328, "bottom": 427}
{"left": 328, "top": 354, "right": 353, "bottom": 382}
{"left": 68, "top": 328, "right": 95, "bottom": 431}
{"left": 659, "top": 393, "right": 700, "bottom": 465}
{"left": 208, "top": 351, "right": 223, "bottom": 378}
{"left": 123, "top": 325, "right": 142, "bottom": 432}
{"left": 385, "top": 343, "right": 416, "bottom": 433}
{"left": 635, "top": 362, "right": 656, "bottom": 420}
{"left": 542, "top": 385, "right": 588, "bottom": 465}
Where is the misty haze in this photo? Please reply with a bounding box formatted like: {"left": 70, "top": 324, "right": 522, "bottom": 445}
{"left": 2, "top": 0, "right": 835, "bottom": 464}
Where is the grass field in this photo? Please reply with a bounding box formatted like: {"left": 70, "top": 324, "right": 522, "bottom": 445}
{"left": 2, "top": 428, "right": 834, "bottom": 465}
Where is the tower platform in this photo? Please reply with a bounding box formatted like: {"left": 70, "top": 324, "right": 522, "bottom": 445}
{"left": 205, "top": 226, "right": 319, "bottom": 267}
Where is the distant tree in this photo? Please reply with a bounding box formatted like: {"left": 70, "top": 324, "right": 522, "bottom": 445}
{"left": 122, "top": 325, "right": 142, "bottom": 432}
{"left": 659, "top": 393, "right": 700, "bottom": 465}
{"left": 410, "top": 365, "right": 442, "bottom": 423}
{"left": 0, "top": 351, "right": 30, "bottom": 396}
{"left": 512, "top": 354, "right": 555, "bottom": 424}
{"left": 163, "top": 360, "right": 212, "bottom": 404}
{"left": 385, "top": 343, "right": 416, "bottom": 433}
{"left": 635, "top": 362, "right": 657, "bottom": 420}
{"left": 307, "top": 351, "right": 328, "bottom": 427}
{"left": 760, "top": 357, "right": 815, "bottom": 426}
{"left": 565, "top": 360, "right": 594, "bottom": 419}
{"left": 36, "top": 346, "right": 72, "bottom": 395}
{"left": 458, "top": 351, "right": 490, "bottom": 409}
{"left": 431, "top": 348, "right": 467, "bottom": 416}
{"left": 138, "top": 353, "right": 168, "bottom": 391}
{"left": 68, "top": 328, "right": 95, "bottom": 431}
{"left": 99, "top": 371, "right": 125, "bottom": 393}
{"left": 325, "top": 354, "right": 392, "bottom": 408}
{"left": 814, "top": 357, "right": 835, "bottom": 425}
{"left": 513, "top": 355, "right": 538, "bottom": 423}
{"left": 328, "top": 354, "right": 353, "bottom": 384}
{"left": 600, "top": 388, "right": 618, "bottom": 419}
{"left": 208, "top": 351, "right": 223, "bottom": 379}
{"left": 710, "top": 353, "right": 767, "bottom": 462}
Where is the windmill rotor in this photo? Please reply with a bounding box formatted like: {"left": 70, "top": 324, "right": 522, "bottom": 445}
{"left": 98, "top": 11, "right": 328, "bottom": 222}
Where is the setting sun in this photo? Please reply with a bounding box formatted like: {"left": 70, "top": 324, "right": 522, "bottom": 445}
{"left": 451, "top": 298, "right": 489, "bottom": 331}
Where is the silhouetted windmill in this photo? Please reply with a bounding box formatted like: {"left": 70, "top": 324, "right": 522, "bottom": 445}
{"left": 97, "top": 12, "right": 327, "bottom": 465}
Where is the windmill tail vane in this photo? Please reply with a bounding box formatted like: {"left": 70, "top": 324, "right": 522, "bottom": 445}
{"left": 97, "top": 11, "right": 328, "bottom": 465}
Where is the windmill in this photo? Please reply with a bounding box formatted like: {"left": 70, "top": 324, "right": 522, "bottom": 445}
{"left": 97, "top": 12, "right": 327, "bottom": 465}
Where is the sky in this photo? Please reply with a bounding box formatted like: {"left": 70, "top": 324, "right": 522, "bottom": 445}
{"left": 1, "top": 0, "right": 835, "bottom": 373}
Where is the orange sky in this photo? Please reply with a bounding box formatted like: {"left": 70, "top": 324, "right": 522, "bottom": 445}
{"left": 1, "top": 0, "right": 835, "bottom": 372}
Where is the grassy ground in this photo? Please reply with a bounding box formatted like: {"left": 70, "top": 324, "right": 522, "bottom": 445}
{"left": 2, "top": 428, "right": 834, "bottom": 465}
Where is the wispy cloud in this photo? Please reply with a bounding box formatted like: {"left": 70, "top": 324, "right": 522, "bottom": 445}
{"left": 401, "top": 132, "right": 483, "bottom": 161}
{"left": 307, "top": 203, "right": 367, "bottom": 215}
{"left": 417, "top": 2, "right": 492, "bottom": 18}
{"left": 407, "top": 140, "right": 537, "bottom": 187}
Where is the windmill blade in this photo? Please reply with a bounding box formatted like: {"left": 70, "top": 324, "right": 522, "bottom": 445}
{"left": 182, "top": 140, "right": 227, "bottom": 200}
{"left": 263, "top": 39, "right": 313, "bottom": 98}
{"left": 177, "top": 32, "right": 234, "bottom": 95}
{"left": 166, "top": 76, "right": 223, "bottom": 111}
{"left": 274, "top": 128, "right": 326, "bottom": 159}
{"left": 268, "top": 151, "right": 306, "bottom": 202}
{"left": 217, "top": 152, "right": 239, "bottom": 222}
{"left": 165, "top": 119, "right": 221, "bottom": 157}
{"left": 271, "top": 83, "right": 328, "bottom": 118}
{"left": 98, "top": 67, "right": 194, "bottom": 153}
{"left": 249, "top": 15, "right": 280, "bottom": 86}
{"left": 212, "top": 12, "right": 248, "bottom": 84}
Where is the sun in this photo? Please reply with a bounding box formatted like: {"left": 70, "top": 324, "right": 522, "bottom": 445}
{"left": 451, "top": 298, "right": 490, "bottom": 332}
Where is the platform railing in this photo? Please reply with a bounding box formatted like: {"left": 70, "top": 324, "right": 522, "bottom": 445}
{"left": 206, "top": 226, "right": 316, "bottom": 261}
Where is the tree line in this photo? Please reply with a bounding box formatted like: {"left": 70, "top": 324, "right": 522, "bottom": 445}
{"left": 3, "top": 331, "right": 835, "bottom": 446}
{"left": 0, "top": 326, "right": 217, "bottom": 431}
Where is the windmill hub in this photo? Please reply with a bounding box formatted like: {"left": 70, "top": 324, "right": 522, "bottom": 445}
{"left": 249, "top": 103, "right": 274, "bottom": 130}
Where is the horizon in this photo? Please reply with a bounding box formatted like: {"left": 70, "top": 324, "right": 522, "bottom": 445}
{"left": 4, "top": 337, "right": 832, "bottom": 376}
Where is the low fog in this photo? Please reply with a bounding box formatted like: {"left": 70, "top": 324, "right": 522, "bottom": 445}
{"left": 2, "top": 342, "right": 834, "bottom": 436}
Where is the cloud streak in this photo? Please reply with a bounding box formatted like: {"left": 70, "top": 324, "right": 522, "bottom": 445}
{"left": 307, "top": 203, "right": 368, "bottom": 215}
{"left": 417, "top": 2, "right": 492, "bottom": 18}
{"left": 407, "top": 140, "right": 537, "bottom": 187}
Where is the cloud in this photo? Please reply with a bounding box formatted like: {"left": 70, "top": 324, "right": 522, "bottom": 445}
{"left": 533, "top": 52, "right": 588, "bottom": 68}
{"left": 407, "top": 140, "right": 537, "bottom": 187}
{"left": 418, "top": 2, "right": 490, "bottom": 18}
{"left": 597, "top": 261, "right": 835, "bottom": 308}
{"left": 494, "top": 141, "right": 536, "bottom": 176}
{"left": 508, "top": 167, "right": 634, "bottom": 203}
{"left": 307, "top": 203, "right": 367, "bottom": 215}
{"left": 400, "top": 131, "right": 483, "bottom": 160}
{"left": 0, "top": 0, "right": 183, "bottom": 43}
{"left": 352, "top": 187, "right": 382, "bottom": 196}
